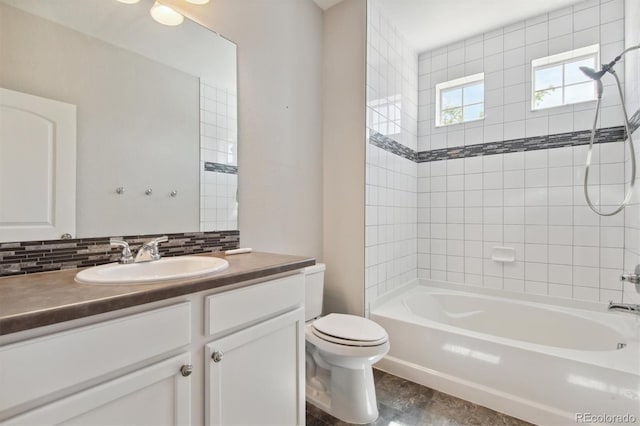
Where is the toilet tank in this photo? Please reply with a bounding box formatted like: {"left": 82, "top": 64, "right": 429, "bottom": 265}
{"left": 303, "top": 263, "right": 325, "bottom": 321}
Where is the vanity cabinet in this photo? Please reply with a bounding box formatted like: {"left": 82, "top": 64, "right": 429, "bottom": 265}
{"left": 4, "top": 353, "right": 192, "bottom": 426}
{"left": 204, "top": 273, "right": 306, "bottom": 425}
{"left": 0, "top": 271, "right": 306, "bottom": 426}
{"left": 205, "top": 308, "right": 305, "bottom": 426}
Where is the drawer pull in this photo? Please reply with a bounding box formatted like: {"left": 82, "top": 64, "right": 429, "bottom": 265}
{"left": 211, "top": 351, "right": 224, "bottom": 363}
{"left": 180, "top": 364, "right": 193, "bottom": 377}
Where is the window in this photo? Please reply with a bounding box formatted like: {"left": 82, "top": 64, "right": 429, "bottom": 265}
{"left": 531, "top": 45, "right": 599, "bottom": 110}
{"left": 435, "top": 73, "right": 484, "bottom": 127}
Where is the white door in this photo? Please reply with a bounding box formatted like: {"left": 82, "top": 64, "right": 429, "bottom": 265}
{"left": 0, "top": 88, "right": 76, "bottom": 242}
{"left": 205, "top": 308, "right": 305, "bottom": 426}
{"left": 2, "top": 353, "right": 192, "bottom": 425}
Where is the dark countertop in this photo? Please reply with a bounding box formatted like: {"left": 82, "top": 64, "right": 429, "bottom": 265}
{"left": 0, "top": 252, "right": 315, "bottom": 336}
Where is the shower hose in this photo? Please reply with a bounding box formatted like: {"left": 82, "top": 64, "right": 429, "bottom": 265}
{"left": 584, "top": 58, "right": 637, "bottom": 216}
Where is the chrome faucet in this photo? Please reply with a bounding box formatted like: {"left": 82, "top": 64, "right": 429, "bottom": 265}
{"left": 110, "top": 238, "right": 134, "bottom": 264}
{"left": 608, "top": 301, "right": 640, "bottom": 315}
{"left": 135, "top": 236, "right": 169, "bottom": 263}
{"left": 620, "top": 265, "right": 640, "bottom": 284}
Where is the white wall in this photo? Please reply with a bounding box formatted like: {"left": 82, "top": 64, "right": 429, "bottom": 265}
{"left": 365, "top": 0, "right": 418, "bottom": 313}
{"left": 416, "top": 0, "right": 631, "bottom": 302}
{"left": 166, "top": 0, "right": 324, "bottom": 261}
{"left": 623, "top": 0, "right": 640, "bottom": 304}
{"left": 322, "top": 0, "right": 367, "bottom": 316}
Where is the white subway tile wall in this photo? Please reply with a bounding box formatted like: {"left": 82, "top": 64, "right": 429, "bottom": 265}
{"left": 417, "top": 0, "right": 632, "bottom": 303}
{"left": 365, "top": 0, "right": 419, "bottom": 312}
{"left": 200, "top": 81, "right": 238, "bottom": 232}
{"left": 623, "top": 0, "right": 640, "bottom": 304}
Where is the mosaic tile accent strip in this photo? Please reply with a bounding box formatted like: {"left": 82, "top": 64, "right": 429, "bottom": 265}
{"left": 630, "top": 108, "right": 640, "bottom": 134}
{"left": 416, "top": 126, "right": 626, "bottom": 163}
{"left": 369, "top": 132, "right": 417, "bottom": 162}
{"left": 0, "top": 231, "right": 239, "bottom": 277}
{"left": 370, "top": 125, "right": 630, "bottom": 163}
{"left": 204, "top": 162, "right": 238, "bottom": 174}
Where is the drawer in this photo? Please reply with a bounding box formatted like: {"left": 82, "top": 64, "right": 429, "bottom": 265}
{"left": 205, "top": 273, "right": 304, "bottom": 336}
{"left": 0, "top": 302, "right": 191, "bottom": 415}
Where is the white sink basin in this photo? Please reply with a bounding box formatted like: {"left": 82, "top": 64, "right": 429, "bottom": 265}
{"left": 75, "top": 256, "right": 229, "bottom": 285}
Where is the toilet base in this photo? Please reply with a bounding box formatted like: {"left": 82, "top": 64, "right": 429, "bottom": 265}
{"left": 306, "top": 355, "right": 380, "bottom": 424}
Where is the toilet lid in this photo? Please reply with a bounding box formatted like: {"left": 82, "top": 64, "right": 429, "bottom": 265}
{"left": 312, "top": 314, "right": 388, "bottom": 344}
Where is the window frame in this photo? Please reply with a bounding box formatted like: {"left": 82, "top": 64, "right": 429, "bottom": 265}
{"left": 530, "top": 44, "right": 600, "bottom": 111}
{"left": 435, "top": 73, "right": 485, "bottom": 127}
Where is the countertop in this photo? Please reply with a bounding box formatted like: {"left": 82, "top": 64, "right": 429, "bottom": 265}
{"left": 0, "top": 251, "right": 315, "bottom": 336}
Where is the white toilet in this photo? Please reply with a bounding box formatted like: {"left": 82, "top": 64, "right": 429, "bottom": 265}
{"left": 303, "top": 263, "right": 390, "bottom": 424}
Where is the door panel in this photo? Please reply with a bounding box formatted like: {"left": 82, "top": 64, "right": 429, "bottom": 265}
{"left": 0, "top": 88, "right": 76, "bottom": 241}
{"left": 205, "top": 308, "right": 305, "bottom": 426}
{"left": 3, "top": 353, "right": 192, "bottom": 426}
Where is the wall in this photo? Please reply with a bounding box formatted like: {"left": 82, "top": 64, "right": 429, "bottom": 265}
{"left": 0, "top": 3, "right": 200, "bottom": 237}
{"left": 623, "top": 0, "right": 640, "bottom": 304}
{"left": 365, "top": 0, "right": 418, "bottom": 312}
{"left": 165, "top": 0, "right": 324, "bottom": 261}
{"left": 322, "top": 0, "right": 367, "bottom": 316}
{"left": 417, "top": 0, "right": 631, "bottom": 302}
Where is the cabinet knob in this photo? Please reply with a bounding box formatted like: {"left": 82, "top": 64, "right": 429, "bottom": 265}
{"left": 180, "top": 364, "right": 193, "bottom": 377}
{"left": 211, "top": 351, "right": 224, "bottom": 363}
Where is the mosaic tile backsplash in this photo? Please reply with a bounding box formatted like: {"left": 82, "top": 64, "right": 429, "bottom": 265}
{"left": 0, "top": 231, "right": 239, "bottom": 277}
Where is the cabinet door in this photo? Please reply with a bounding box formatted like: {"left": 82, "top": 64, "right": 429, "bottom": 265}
{"left": 205, "top": 308, "right": 305, "bottom": 426}
{"left": 3, "top": 353, "right": 192, "bottom": 426}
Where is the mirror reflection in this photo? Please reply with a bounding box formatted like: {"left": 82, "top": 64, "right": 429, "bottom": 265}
{"left": 0, "top": 0, "right": 238, "bottom": 243}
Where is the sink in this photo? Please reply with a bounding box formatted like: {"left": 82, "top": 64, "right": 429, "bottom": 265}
{"left": 75, "top": 256, "right": 229, "bottom": 285}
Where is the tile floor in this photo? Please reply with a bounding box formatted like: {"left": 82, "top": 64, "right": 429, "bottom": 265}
{"left": 306, "top": 369, "right": 534, "bottom": 426}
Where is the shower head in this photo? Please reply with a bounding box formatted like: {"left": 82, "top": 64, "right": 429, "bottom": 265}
{"left": 579, "top": 66, "right": 607, "bottom": 80}
{"left": 579, "top": 66, "right": 605, "bottom": 99}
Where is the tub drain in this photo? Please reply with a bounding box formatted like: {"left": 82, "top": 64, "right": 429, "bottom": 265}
{"left": 617, "top": 342, "right": 626, "bottom": 350}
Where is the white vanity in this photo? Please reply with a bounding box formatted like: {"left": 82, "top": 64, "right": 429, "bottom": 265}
{"left": 0, "top": 252, "right": 312, "bottom": 425}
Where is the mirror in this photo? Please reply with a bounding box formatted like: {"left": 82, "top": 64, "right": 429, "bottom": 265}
{"left": 0, "top": 0, "right": 238, "bottom": 243}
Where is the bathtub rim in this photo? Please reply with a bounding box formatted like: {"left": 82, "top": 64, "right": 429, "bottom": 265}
{"left": 370, "top": 278, "right": 625, "bottom": 314}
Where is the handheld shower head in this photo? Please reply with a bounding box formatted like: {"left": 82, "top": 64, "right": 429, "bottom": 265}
{"left": 579, "top": 66, "right": 604, "bottom": 98}
{"left": 579, "top": 66, "right": 607, "bottom": 80}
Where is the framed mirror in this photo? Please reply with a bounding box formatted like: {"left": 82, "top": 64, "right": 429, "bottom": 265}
{"left": 0, "top": 0, "right": 238, "bottom": 243}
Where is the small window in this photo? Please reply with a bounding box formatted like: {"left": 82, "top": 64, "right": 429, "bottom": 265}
{"left": 531, "top": 45, "right": 599, "bottom": 110}
{"left": 435, "top": 73, "right": 484, "bottom": 127}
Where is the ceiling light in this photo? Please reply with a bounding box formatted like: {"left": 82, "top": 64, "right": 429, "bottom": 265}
{"left": 150, "top": 2, "right": 184, "bottom": 26}
{"left": 116, "top": 0, "right": 141, "bottom": 3}
{"left": 186, "top": 0, "right": 210, "bottom": 4}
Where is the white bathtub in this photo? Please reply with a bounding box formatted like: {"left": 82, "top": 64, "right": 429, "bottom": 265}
{"left": 371, "top": 282, "right": 640, "bottom": 425}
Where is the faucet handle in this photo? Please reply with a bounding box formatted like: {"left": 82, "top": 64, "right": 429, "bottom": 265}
{"left": 141, "top": 236, "right": 169, "bottom": 261}
{"left": 151, "top": 235, "right": 169, "bottom": 245}
{"left": 110, "top": 238, "right": 134, "bottom": 264}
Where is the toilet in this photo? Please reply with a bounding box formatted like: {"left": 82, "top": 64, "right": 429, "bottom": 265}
{"left": 303, "top": 263, "right": 389, "bottom": 424}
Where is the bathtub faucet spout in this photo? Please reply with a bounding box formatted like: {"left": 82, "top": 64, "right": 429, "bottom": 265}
{"left": 608, "top": 301, "right": 640, "bottom": 315}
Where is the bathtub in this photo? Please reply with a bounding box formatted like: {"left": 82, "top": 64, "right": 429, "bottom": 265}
{"left": 371, "top": 282, "right": 640, "bottom": 425}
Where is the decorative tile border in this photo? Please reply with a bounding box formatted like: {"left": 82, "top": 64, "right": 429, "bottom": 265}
{"left": 370, "top": 122, "right": 636, "bottom": 163}
{"left": 416, "top": 126, "right": 626, "bottom": 163}
{"left": 369, "top": 132, "right": 417, "bottom": 162}
{"left": 0, "top": 231, "right": 239, "bottom": 277}
{"left": 630, "top": 108, "right": 640, "bottom": 135}
{"left": 204, "top": 162, "right": 238, "bottom": 174}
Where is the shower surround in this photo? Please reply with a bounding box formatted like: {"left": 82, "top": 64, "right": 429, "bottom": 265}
{"left": 366, "top": 0, "right": 640, "bottom": 312}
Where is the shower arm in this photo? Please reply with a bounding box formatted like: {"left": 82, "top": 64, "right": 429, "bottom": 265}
{"left": 599, "top": 44, "right": 640, "bottom": 74}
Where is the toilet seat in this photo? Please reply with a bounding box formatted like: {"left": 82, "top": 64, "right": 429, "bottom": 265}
{"left": 311, "top": 314, "right": 388, "bottom": 347}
